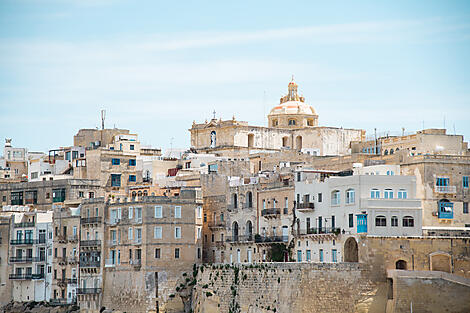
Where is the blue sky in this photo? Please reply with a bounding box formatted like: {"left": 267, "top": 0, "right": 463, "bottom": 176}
{"left": 1, "top": 0, "right": 469, "bottom": 153}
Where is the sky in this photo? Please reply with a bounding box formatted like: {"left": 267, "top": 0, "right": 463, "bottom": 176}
{"left": 1, "top": 0, "right": 470, "bottom": 153}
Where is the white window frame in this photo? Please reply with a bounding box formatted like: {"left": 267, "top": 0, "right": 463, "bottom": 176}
{"left": 174, "top": 206, "right": 181, "bottom": 219}
{"left": 128, "top": 227, "right": 133, "bottom": 240}
{"left": 154, "top": 206, "right": 162, "bottom": 218}
{"left": 196, "top": 206, "right": 202, "bottom": 219}
{"left": 154, "top": 226, "right": 162, "bottom": 239}
{"left": 128, "top": 207, "right": 133, "bottom": 219}
{"left": 175, "top": 226, "right": 181, "bottom": 239}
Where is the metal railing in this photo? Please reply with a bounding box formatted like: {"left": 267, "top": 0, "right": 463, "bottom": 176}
{"left": 225, "top": 235, "right": 254, "bottom": 243}
{"left": 254, "top": 235, "right": 288, "bottom": 243}
{"left": 14, "top": 222, "right": 35, "bottom": 228}
{"left": 9, "top": 256, "right": 45, "bottom": 263}
{"left": 434, "top": 186, "right": 457, "bottom": 193}
{"left": 10, "top": 239, "right": 36, "bottom": 245}
{"left": 298, "top": 227, "right": 341, "bottom": 235}
{"left": 208, "top": 221, "right": 226, "bottom": 229}
{"left": 79, "top": 260, "right": 100, "bottom": 268}
{"left": 261, "top": 208, "right": 281, "bottom": 216}
{"left": 67, "top": 256, "right": 78, "bottom": 264}
{"left": 68, "top": 235, "right": 79, "bottom": 242}
{"left": 130, "top": 259, "right": 141, "bottom": 267}
{"left": 81, "top": 217, "right": 102, "bottom": 224}
{"left": 77, "top": 288, "right": 102, "bottom": 295}
{"left": 80, "top": 240, "right": 101, "bottom": 247}
{"left": 297, "top": 202, "right": 315, "bottom": 210}
{"left": 9, "top": 273, "right": 45, "bottom": 280}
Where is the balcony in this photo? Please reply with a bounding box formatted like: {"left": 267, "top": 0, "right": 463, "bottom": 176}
{"left": 254, "top": 235, "right": 288, "bottom": 243}
{"left": 434, "top": 185, "right": 457, "bottom": 194}
{"left": 49, "top": 298, "right": 69, "bottom": 306}
{"left": 130, "top": 259, "right": 141, "bottom": 268}
{"left": 81, "top": 217, "right": 102, "bottom": 225}
{"left": 298, "top": 227, "right": 341, "bottom": 235}
{"left": 133, "top": 238, "right": 142, "bottom": 245}
{"left": 58, "top": 277, "right": 78, "bottom": 286}
{"left": 57, "top": 257, "right": 67, "bottom": 265}
{"left": 9, "top": 256, "right": 45, "bottom": 263}
{"left": 104, "top": 259, "right": 116, "bottom": 267}
{"left": 14, "top": 222, "right": 35, "bottom": 228}
{"left": 10, "top": 239, "right": 36, "bottom": 245}
{"left": 108, "top": 218, "right": 121, "bottom": 226}
{"left": 261, "top": 208, "right": 280, "bottom": 217}
{"left": 208, "top": 221, "right": 226, "bottom": 230}
{"left": 68, "top": 235, "right": 79, "bottom": 243}
{"left": 67, "top": 256, "right": 78, "bottom": 264}
{"left": 9, "top": 273, "right": 45, "bottom": 280}
{"left": 79, "top": 260, "right": 100, "bottom": 268}
{"left": 297, "top": 202, "right": 315, "bottom": 211}
{"left": 77, "top": 288, "right": 102, "bottom": 295}
{"left": 80, "top": 240, "right": 101, "bottom": 247}
{"left": 225, "top": 235, "right": 253, "bottom": 243}
{"left": 132, "top": 218, "right": 142, "bottom": 225}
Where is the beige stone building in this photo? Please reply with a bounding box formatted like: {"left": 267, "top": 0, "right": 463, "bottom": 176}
{"left": 51, "top": 206, "right": 80, "bottom": 304}
{"left": 189, "top": 79, "right": 365, "bottom": 157}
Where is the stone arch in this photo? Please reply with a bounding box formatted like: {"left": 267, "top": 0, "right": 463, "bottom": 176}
{"left": 430, "top": 252, "right": 452, "bottom": 273}
{"left": 232, "top": 193, "right": 238, "bottom": 209}
{"left": 396, "top": 259, "right": 407, "bottom": 270}
{"left": 246, "top": 191, "right": 253, "bottom": 208}
{"left": 232, "top": 221, "right": 239, "bottom": 241}
{"left": 245, "top": 220, "right": 253, "bottom": 239}
{"left": 384, "top": 149, "right": 389, "bottom": 155}
{"left": 344, "top": 237, "right": 358, "bottom": 262}
{"left": 295, "top": 136, "right": 303, "bottom": 151}
{"left": 248, "top": 134, "right": 254, "bottom": 148}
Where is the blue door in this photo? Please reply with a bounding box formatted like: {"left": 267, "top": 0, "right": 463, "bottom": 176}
{"left": 357, "top": 214, "right": 367, "bottom": 233}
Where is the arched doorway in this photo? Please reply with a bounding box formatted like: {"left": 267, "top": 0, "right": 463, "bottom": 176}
{"left": 430, "top": 252, "right": 451, "bottom": 273}
{"left": 232, "top": 222, "right": 239, "bottom": 241}
{"left": 248, "top": 134, "right": 254, "bottom": 148}
{"left": 295, "top": 136, "right": 302, "bottom": 151}
{"left": 344, "top": 237, "right": 358, "bottom": 262}
{"left": 246, "top": 191, "right": 253, "bottom": 208}
{"left": 396, "top": 260, "right": 407, "bottom": 270}
{"left": 245, "top": 220, "right": 253, "bottom": 240}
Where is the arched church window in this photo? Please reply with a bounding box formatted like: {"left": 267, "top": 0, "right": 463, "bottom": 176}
{"left": 210, "top": 131, "right": 216, "bottom": 148}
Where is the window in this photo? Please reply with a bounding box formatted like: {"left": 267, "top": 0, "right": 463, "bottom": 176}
{"left": 331, "top": 190, "right": 340, "bottom": 205}
{"left": 318, "top": 193, "right": 322, "bottom": 202}
{"left": 370, "top": 189, "right": 380, "bottom": 199}
{"left": 319, "top": 249, "right": 324, "bottom": 262}
{"left": 111, "top": 174, "right": 121, "bottom": 187}
{"left": 391, "top": 216, "right": 398, "bottom": 227}
{"left": 349, "top": 214, "right": 354, "bottom": 228}
{"left": 154, "top": 227, "right": 162, "bottom": 239}
{"left": 174, "top": 227, "right": 181, "bottom": 239}
{"left": 332, "top": 249, "right": 337, "bottom": 262}
{"left": 288, "top": 119, "right": 296, "bottom": 126}
{"left": 129, "top": 175, "right": 136, "bottom": 182}
{"left": 346, "top": 189, "right": 355, "bottom": 204}
{"left": 112, "top": 158, "right": 120, "bottom": 165}
{"left": 128, "top": 227, "right": 133, "bottom": 240}
{"left": 297, "top": 250, "right": 302, "bottom": 262}
{"left": 464, "top": 202, "right": 468, "bottom": 214}
{"left": 128, "top": 207, "right": 133, "bottom": 219}
{"left": 436, "top": 177, "right": 449, "bottom": 186}
{"left": 129, "top": 159, "right": 136, "bottom": 166}
{"left": 130, "top": 144, "right": 135, "bottom": 151}
{"left": 464, "top": 176, "right": 469, "bottom": 188}
{"left": 384, "top": 189, "right": 393, "bottom": 199}
{"left": 174, "top": 248, "right": 180, "bottom": 259}
{"left": 197, "top": 206, "right": 202, "bottom": 219}
{"left": 375, "top": 215, "right": 386, "bottom": 227}
{"left": 52, "top": 189, "right": 66, "bottom": 203}
{"left": 155, "top": 248, "right": 161, "bottom": 259}
{"left": 154, "top": 206, "right": 162, "bottom": 218}
{"left": 174, "top": 206, "right": 181, "bottom": 218}
{"left": 403, "top": 216, "right": 414, "bottom": 227}
{"left": 135, "top": 228, "right": 142, "bottom": 242}
{"left": 398, "top": 189, "right": 407, "bottom": 199}
{"left": 306, "top": 250, "right": 311, "bottom": 261}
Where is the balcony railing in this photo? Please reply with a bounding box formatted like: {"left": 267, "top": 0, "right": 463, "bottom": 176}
{"left": 104, "top": 259, "right": 116, "bottom": 267}
{"left": 49, "top": 298, "right": 69, "bottom": 306}
{"left": 438, "top": 202, "right": 454, "bottom": 219}
{"left": 434, "top": 185, "right": 457, "bottom": 193}
{"left": 9, "top": 273, "right": 45, "bottom": 280}
{"left": 254, "top": 235, "right": 288, "bottom": 243}
{"left": 57, "top": 277, "right": 78, "bottom": 285}
{"left": 208, "top": 221, "right": 226, "bottom": 229}
{"left": 133, "top": 238, "right": 142, "bottom": 245}
{"left": 9, "top": 256, "right": 45, "bottom": 263}
{"left": 77, "top": 288, "right": 102, "bottom": 295}
{"left": 81, "top": 217, "right": 102, "bottom": 224}
{"left": 261, "top": 208, "right": 281, "bottom": 217}
{"left": 130, "top": 259, "right": 141, "bottom": 267}
{"left": 68, "top": 235, "right": 79, "bottom": 242}
{"left": 14, "top": 222, "right": 35, "bottom": 228}
{"left": 225, "top": 235, "right": 253, "bottom": 243}
{"left": 80, "top": 240, "right": 101, "bottom": 247}
{"left": 10, "top": 239, "right": 36, "bottom": 245}
{"left": 67, "top": 256, "right": 78, "bottom": 264}
{"left": 298, "top": 227, "right": 341, "bottom": 235}
{"left": 133, "top": 218, "right": 143, "bottom": 224}
{"left": 297, "top": 202, "right": 315, "bottom": 210}
{"left": 79, "top": 260, "right": 100, "bottom": 268}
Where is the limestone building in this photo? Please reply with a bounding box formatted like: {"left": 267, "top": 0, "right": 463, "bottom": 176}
{"left": 190, "top": 79, "right": 365, "bottom": 157}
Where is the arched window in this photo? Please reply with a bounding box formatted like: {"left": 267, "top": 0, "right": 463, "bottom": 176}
{"left": 346, "top": 189, "right": 355, "bottom": 204}
{"left": 370, "top": 188, "right": 380, "bottom": 199}
{"left": 131, "top": 191, "right": 136, "bottom": 199}
{"left": 288, "top": 119, "right": 296, "bottom": 126}
{"left": 295, "top": 136, "right": 302, "bottom": 151}
{"left": 246, "top": 191, "right": 253, "bottom": 208}
{"left": 331, "top": 190, "right": 340, "bottom": 205}
{"left": 403, "top": 216, "right": 414, "bottom": 227}
{"left": 282, "top": 137, "right": 289, "bottom": 148}
{"left": 232, "top": 194, "right": 238, "bottom": 209}
{"left": 375, "top": 215, "right": 386, "bottom": 227}
{"left": 384, "top": 189, "right": 393, "bottom": 199}
{"left": 143, "top": 191, "right": 148, "bottom": 196}
{"left": 391, "top": 216, "right": 398, "bottom": 227}
{"left": 137, "top": 191, "right": 142, "bottom": 197}
{"left": 272, "top": 119, "right": 278, "bottom": 127}
{"left": 396, "top": 260, "right": 407, "bottom": 269}
{"left": 307, "top": 119, "right": 314, "bottom": 126}
{"left": 210, "top": 131, "right": 216, "bottom": 148}
{"left": 232, "top": 222, "right": 239, "bottom": 241}
{"left": 245, "top": 220, "right": 253, "bottom": 239}
{"left": 384, "top": 150, "right": 389, "bottom": 155}
{"left": 390, "top": 149, "right": 394, "bottom": 155}
{"left": 398, "top": 189, "right": 407, "bottom": 199}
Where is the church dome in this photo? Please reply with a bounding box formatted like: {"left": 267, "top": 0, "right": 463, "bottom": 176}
{"left": 268, "top": 77, "right": 316, "bottom": 117}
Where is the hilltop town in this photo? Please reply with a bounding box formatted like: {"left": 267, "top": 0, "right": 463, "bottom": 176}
{"left": 1, "top": 79, "right": 469, "bottom": 313}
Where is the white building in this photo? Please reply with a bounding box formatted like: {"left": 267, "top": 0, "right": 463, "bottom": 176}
{"left": 9, "top": 211, "right": 53, "bottom": 301}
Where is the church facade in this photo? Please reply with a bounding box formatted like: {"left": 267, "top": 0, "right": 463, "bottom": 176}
{"left": 189, "top": 79, "right": 365, "bottom": 157}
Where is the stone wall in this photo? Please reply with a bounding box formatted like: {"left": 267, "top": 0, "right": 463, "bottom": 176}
{"left": 192, "top": 263, "right": 387, "bottom": 313}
